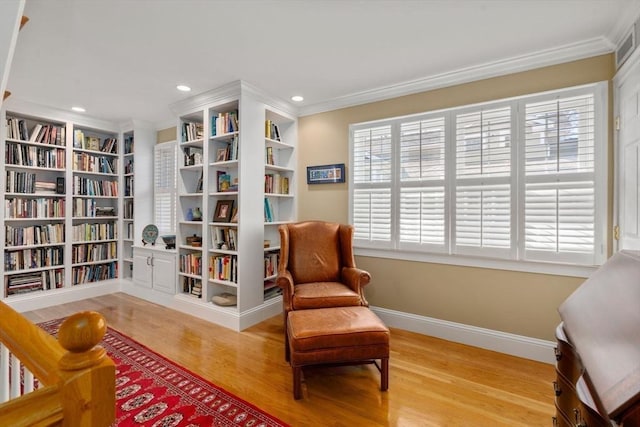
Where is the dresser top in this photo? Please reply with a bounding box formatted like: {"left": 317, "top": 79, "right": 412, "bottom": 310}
{"left": 559, "top": 250, "right": 640, "bottom": 420}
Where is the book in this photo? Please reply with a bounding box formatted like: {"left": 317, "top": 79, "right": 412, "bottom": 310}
{"left": 218, "top": 172, "right": 231, "bottom": 192}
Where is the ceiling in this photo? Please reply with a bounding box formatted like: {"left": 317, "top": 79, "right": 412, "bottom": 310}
{"left": 6, "top": 0, "right": 640, "bottom": 128}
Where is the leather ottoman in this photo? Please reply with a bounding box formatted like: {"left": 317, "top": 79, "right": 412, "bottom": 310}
{"left": 286, "top": 306, "right": 390, "bottom": 399}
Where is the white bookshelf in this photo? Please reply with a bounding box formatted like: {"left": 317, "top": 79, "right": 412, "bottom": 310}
{"left": 169, "top": 80, "right": 297, "bottom": 330}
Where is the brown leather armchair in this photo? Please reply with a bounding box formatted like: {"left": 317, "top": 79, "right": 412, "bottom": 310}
{"left": 276, "top": 221, "right": 371, "bottom": 319}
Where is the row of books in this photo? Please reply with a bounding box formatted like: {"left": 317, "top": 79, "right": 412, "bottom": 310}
{"left": 6, "top": 142, "right": 66, "bottom": 169}
{"left": 4, "top": 246, "right": 64, "bottom": 271}
{"left": 209, "top": 254, "right": 237, "bottom": 283}
{"left": 124, "top": 176, "right": 134, "bottom": 197}
{"left": 124, "top": 158, "right": 134, "bottom": 174}
{"left": 73, "top": 152, "right": 117, "bottom": 174}
{"left": 5, "top": 224, "right": 65, "bottom": 247}
{"left": 265, "top": 120, "right": 281, "bottom": 141}
{"left": 264, "top": 173, "right": 289, "bottom": 194}
{"left": 123, "top": 199, "right": 134, "bottom": 218}
{"left": 179, "top": 252, "right": 202, "bottom": 276}
{"left": 182, "top": 122, "right": 204, "bottom": 142}
{"left": 72, "top": 198, "right": 117, "bottom": 218}
{"left": 6, "top": 118, "right": 66, "bottom": 146}
{"left": 73, "top": 176, "right": 118, "bottom": 197}
{"left": 264, "top": 284, "right": 282, "bottom": 300}
{"left": 264, "top": 252, "right": 278, "bottom": 278}
{"left": 212, "top": 226, "right": 237, "bottom": 251}
{"left": 264, "top": 197, "right": 275, "bottom": 222}
{"left": 73, "top": 130, "right": 118, "bottom": 154}
{"left": 6, "top": 171, "right": 36, "bottom": 193}
{"left": 182, "top": 277, "right": 202, "bottom": 298}
{"left": 71, "top": 241, "right": 117, "bottom": 264}
{"left": 214, "top": 135, "right": 239, "bottom": 162}
{"left": 72, "top": 262, "right": 118, "bottom": 285}
{"left": 5, "top": 197, "right": 65, "bottom": 219}
{"left": 72, "top": 222, "right": 118, "bottom": 242}
{"left": 124, "top": 135, "right": 134, "bottom": 155}
{"left": 212, "top": 111, "right": 238, "bottom": 136}
{"left": 5, "top": 269, "right": 64, "bottom": 296}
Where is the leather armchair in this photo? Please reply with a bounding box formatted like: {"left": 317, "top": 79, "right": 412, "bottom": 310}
{"left": 276, "top": 221, "right": 371, "bottom": 318}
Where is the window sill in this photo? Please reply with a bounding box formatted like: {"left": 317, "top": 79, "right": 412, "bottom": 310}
{"left": 354, "top": 247, "right": 598, "bottom": 278}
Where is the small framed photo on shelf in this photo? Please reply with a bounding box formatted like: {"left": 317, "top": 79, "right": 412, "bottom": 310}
{"left": 213, "top": 200, "right": 234, "bottom": 222}
{"left": 216, "top": 148, "right": 227, "bottom": 162}
{"left": 230, "top": 208, "right": 238, "bottom": 223}
{"left": 307, "top": 163, "right": 345, "bottom": 184}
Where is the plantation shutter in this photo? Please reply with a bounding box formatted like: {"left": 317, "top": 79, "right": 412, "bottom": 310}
{"left": 352, "top": 125, "right": 392, "bottom": 245}
{"left": 154, "top": 141, "right": 177, "bottom": 235}
{"left": 454, "top": 106, "right": 512, "bottom": 257}
{"left": 523, "top": 94, "right": 596, "bottom": 264}
{"left": 398, "top": 117, "right": 446, "bottom": 249}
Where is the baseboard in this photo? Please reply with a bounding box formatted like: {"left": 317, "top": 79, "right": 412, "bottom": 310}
{"left": 8, "top": 279, "right": 122, "bottom": 313}
{"left": 370, "top": 306, "right": 556, "bottom": 364}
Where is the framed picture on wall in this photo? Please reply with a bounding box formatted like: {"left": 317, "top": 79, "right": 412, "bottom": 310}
{"left": 306, "top": 163, "right": 345, "bottom": 184}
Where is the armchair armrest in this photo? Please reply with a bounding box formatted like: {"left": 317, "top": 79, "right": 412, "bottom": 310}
{"left": 341, "top": 267, "right": 371, "bottom": 306}
{"left": 276, "top": 270, "right": 295, "bottom": 313}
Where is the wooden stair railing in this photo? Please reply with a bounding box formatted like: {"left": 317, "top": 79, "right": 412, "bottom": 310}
{"left": 3, "top": 15, "right": 29, "bottom": 102}
{"left": 0, "top": 301, "right": 115, "bottom": 427}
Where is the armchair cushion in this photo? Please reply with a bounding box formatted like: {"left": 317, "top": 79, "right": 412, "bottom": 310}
{"left": 292, "top": 282, "right": 362, "bottom": 310}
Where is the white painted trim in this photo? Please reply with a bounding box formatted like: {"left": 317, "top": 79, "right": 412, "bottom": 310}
{"left": 298, "top": 37, "right": 612, "bottom": 117}
{"left": 7, "top": 280, "right": 122, "bottom": 313}
{"left": 371, "top": 306, "right": 556, "bottom": 364}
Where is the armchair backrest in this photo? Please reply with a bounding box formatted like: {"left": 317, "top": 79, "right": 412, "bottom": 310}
{"left": 279, "top": 221, "right": 356, "bottom": 284}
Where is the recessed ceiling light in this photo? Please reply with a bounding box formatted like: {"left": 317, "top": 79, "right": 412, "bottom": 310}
{"left": 291, "top": 95, "right": 304, "bottom": 102}
{"left": 177, "top": 85, "right": 191, "bottom": 92}
{"left": 71, "top": 106, "right": 85, "bottom": 112}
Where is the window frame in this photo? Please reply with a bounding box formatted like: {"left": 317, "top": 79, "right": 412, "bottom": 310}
{"left": 349, "top": 82, "right": 608, "bottom": 278}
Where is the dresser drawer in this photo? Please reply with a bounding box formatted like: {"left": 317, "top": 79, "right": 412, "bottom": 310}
{"left": 555, "top": 323, "right": 583, "bottom": 384}
{"left": 552, "top": 408, "right": 572, "bottom": 427}
{"left": 575, "top": 376, "right": 610, "bottom": 427}
{"left": 555, "top": 372, "right": 580, "bottom": 422}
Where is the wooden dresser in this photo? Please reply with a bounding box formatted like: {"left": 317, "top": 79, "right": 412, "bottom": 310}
{"left": 554, "top": 250, "right": 640, "bottom": 427}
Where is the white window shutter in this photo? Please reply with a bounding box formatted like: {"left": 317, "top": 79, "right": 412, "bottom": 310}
{"left": 154, "top": 141, "right": 177, "bottom": 235}
{"left": 523, "top": 94, "right": 596, "bottom": 264}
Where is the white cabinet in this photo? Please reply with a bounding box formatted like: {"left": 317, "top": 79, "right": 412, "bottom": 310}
{"left": 133, "top": 246, "right": 176, "bottom": 294}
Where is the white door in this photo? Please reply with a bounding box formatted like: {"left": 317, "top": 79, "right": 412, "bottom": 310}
{"left": 615, "top": 53, "right": 640, "bottom": 251}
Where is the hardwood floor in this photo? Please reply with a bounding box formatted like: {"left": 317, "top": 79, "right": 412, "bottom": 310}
{"left": 23, "top": 293, "right": 555, "bottom": 426}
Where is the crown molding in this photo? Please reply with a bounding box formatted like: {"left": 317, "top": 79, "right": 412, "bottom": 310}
{"left": 608, "top": 2, "right": 640, "bottom": 46}
{"left": 3, "top": 98, "right": 119, "bottom": 131}
{"left": 297, "top": 37, "right": 614, "bottom": 117}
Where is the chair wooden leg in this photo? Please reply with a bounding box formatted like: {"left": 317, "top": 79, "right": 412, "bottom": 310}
{"left": 381, "top": 357, "right": 389, "bottom": 391}
{"left": 293, "top": 366, "right": 302, "bottom": 399}
{"left": 285, "top": 330, "right": 290, "bottom": 362}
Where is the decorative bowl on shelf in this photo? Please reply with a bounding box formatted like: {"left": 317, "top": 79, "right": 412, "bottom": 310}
{"left": 160, "top": 235, "right": 176, "bottom": 249}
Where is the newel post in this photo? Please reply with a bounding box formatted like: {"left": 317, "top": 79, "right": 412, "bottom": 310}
{"left": 57, "top": 311, "right": 115, "bottom": 427}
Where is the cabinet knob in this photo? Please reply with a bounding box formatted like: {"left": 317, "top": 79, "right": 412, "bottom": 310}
{"left": 553, "top": 381, "right": 561, "bottom": 396}
{"left": 573, "top": 408, "right": 586, "bottom": 427}
{"left": 551, "top": 416, "right": 558, "bottom": 427}
{"left": 554, "top": 347, "right": 562, "bottom": 361}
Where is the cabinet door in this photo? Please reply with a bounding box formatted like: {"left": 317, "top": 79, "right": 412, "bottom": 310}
{"left": 132, "top": 250, "right": 153, "bottom": 289}
{"left": 153, "top": 253, "right": 176, "bottom": 294}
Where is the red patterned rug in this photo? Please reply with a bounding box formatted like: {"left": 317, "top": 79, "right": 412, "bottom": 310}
{"left": 38, "top": 318, "right": 289, "bottom": 427}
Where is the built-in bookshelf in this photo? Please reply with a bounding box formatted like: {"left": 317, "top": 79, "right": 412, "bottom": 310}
{"left": 121, "top": 131, "right": 134, "bottom": 279}
{"left": 263, "top": 109, "right": 296, "bottom": 303}
{"left": 119, "top": 121, "right": 156, "bottom": 286}
{"left": 177, "top": 112, "right": 205, "bottom": 300}
{"left": 71, "top": 125, "right": 119, "bottom": 285}
{"left": 169, "top": 80, "right": 297, "bottom": 331}
{"left": 2, "top": 108, "right": 123, "bottom": 303}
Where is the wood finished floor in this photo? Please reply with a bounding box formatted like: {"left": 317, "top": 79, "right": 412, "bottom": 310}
{"left": 23, "top": 293, "right": 555, "bottom": 426}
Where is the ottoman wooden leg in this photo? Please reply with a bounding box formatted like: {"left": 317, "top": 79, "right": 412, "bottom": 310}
{"left": 381, "top": 358, "right": 389, "bottom": 391}
{"left": 293, "top": 365, "right": 302, "bottom": 399}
